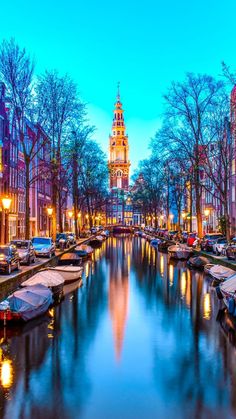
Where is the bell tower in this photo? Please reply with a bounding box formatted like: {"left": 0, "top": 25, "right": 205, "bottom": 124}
{"left": 108, "top": 84, "right": 130, "bottom": 190}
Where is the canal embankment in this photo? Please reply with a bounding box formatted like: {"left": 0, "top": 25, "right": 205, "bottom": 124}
{"left": 0, "top": 237, "right": 91, "bottom": 300}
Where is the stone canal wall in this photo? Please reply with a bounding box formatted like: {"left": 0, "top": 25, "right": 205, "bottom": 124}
{"left": 0, "top": 238, "right": 90, "bottom": 301}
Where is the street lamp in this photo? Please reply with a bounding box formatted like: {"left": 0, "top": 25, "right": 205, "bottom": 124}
{"left": 160, "top": 215, "right": 164, "bottom": 228}
{"left": 47, "top": 207, "right": 53, "bottom": 237}
{"left": 181, "top": 211, "right": 187, "bottom": 230}
{"left": 2, "top": 196, "right": 12, "bottom": 244}
{"left": 169, "top": 214, "right": 174, "bottom": 229}
{"left": 68, "top": 210, "right": 73, "bottom": 231}
{"left": 204, "top": 209, "right": 210, "bottom": 233}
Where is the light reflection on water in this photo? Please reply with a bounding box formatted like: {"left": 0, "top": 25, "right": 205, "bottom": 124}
{"left": 0, "top": 236, "right": 235, "bottom": 419}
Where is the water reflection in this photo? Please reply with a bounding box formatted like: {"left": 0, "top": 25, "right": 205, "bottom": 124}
{"left": 0, "top": 237, "right": 235, "bottom": 418}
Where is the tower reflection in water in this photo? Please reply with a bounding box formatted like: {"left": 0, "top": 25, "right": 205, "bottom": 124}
{"left": 108, "top": 235, "right": 130, "bottom": 361}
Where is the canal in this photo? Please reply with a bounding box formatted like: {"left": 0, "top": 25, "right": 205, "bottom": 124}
{"left": 0, "top": 235, "right": 236, "bottom": 419}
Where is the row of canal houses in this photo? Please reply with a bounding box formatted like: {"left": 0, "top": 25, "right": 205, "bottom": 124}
{"left": 0, "top": 82, "right": 70, "bottom": 241}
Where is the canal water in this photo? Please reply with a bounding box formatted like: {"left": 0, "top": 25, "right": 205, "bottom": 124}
{"left": 0, "top": 235, "right": 236, "bottom": 419}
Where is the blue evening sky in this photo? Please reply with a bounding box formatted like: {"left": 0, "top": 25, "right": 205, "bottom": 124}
{"left": 1, "top": 0, "right": 236, "bottom": 172}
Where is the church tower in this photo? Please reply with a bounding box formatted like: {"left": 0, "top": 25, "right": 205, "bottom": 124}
{"left": 108, "top": 84, "right": 130, "bottom": 190}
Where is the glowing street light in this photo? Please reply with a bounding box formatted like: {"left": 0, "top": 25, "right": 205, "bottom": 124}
{"left": 2, "top": 196, "right": 12, "bottom": 210}
{"left": 204, "top": 209, "right": 210, "bottom": 233}
{"left": 47, "top": 207, "right": 53, "bottom": 237}
{"left": 47, "top": 207, "right": 53, "bottom": 216}
{"left": 1, "top": 196, "right": 12, "bottom": 244}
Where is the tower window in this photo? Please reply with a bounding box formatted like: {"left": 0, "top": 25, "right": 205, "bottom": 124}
{"left": 117, "top": 131, "right": 120, "bottom": 135}
{"left": 117, "top": 170, "right": 123, "bottom": 177}
{"left": 118, "top": 113, "right": 120, "bottom": 120}
{"left": 113, "top": 131, "right": 115, "bottom": 135}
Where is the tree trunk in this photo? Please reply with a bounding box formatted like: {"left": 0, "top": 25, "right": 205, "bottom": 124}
{"left": 224, "top": 200, "right": 230, "bottom": 240}
{"left": 25, "top": 159, "right": 30, "bottom": 240}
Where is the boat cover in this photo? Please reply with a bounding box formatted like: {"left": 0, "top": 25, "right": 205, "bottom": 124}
{"left": 7, "top": 285, "right": 53, "bottom": 320}
{"left": 21, "top": 270, "right": 64, "bottom": 287}
{"left": 188, "top": 256, "right": 210, "bottom": 268}
{"left": 220, "top": 274, "right": 236, "bottom": 293}
{"left": 209, "top": 265, "right": 235, "bottom": 280}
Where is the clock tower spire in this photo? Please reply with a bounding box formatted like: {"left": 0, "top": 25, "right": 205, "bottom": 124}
{"left": 108, "top": 85, "right": 130, "bottom": 190}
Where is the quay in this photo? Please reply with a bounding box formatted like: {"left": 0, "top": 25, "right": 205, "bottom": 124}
{"left": 0, "top": 237, "right": 90, "bottom": 301}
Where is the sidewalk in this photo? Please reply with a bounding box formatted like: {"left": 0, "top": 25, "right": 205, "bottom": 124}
{"left": 194, "top": 248, "right": 236, "bottom": 271}
{"left": 0, "top": 237, "right": 91, "bottom": 300}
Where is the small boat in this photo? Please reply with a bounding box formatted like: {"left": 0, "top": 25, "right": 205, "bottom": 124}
{"left": 158, "top": 240, "right": 176, "bottom": 252}
{"left": 150, "top": 238, "right": 161, "bottom": 247}
{"left": 74, "top": 245, "right": 94, "bottom": 258}
{"left": 21, "top": 270, "right": 64, "bottom": 302}
{"left": 58, "top": 252, "right": 82, "bottom": 266}
{"left": 204, "top": 263, "right": 215, "bottom": 275}
{"left": 100, "top": 230, "right": 109, "bottom": 238}
{"left": 0, "top": 285, "right": 53, "bottom": 323}
{"left": 48, "top": 266, "right": 83, "bottom": 283}
{"left": 89, "top": 238, "right": 103, "bottom": 248}
{"left": 216, "top": 308, "right": 236, "bottom": 346}
{"left": 187, "top": 256, "right": 210, "bottom": 270}
{"left": 168, "top": 244, "right": 192, "bottom": 260}
{"left": 217, "top": 274, "right": 236, "bottom": 315}
{"left": 207, "top": 265, "right": 235, "bottom": 281}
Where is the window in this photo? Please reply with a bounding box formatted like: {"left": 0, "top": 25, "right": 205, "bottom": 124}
{"left": 232, "top": 186, "right": 235, "bottom": 203}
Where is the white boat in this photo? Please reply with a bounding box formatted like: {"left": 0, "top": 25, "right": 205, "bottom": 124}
{"left": 21, "top": 270, "right": 65, "bottom": 301}
{"left": 168, "top": 244, "right": 192, "bottom": 260}
{"left": 47, "top": 266, "right": 83, "bottom": 283}
{"left": 204, "top": 264, "right": 215, "bottom": 275}
{"left": 208, "top": 265, "right": 235, "bottom": 281}
{"left": 219, "top": 274, "right": 236, "bottom": 314}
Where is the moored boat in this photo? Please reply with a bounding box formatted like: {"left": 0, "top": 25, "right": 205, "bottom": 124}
{"left": 207, "top": 265, "right": 235, "bottom": 282}
{"left": 217, "top": 274, "right": 236, "bottom": 315}
{"left": 21, "top": 270, "right": 64, "bottom": 302}
{"left": 168, "top": 244, "right": 192, "bottom": 260}
{"left": 0, "top": 285, "right": 53, "bottom": 323}
{"left": 48, "top": 266, "right": 83, "bottom": 283}
{"left": 74, "top": 245, "right": 94, "bottom": 258}
{"left": 58, "top": 252, "right": 82, "bottom": 266}
{"left": 187, "top": 256, "right": 210, "bottom": 270}
{"left": 158, "top": 240, "right": 176, "bottom": 252}
{"left": 89, "top": 237, "right": 103, "bottom": 248}
{"left": 150, "top": 238, "right": 161, "bottom": 247}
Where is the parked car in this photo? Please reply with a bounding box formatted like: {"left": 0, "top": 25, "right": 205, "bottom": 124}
{"left": 55, "top": 233, "right": 70, "bottom": 249}
{"left": 168, "top": 230, "right": 179, "bottom": 240}
{"left": 0, "top": 245, "right": 20, "bottom": 275}
{"left": 31, "top": 237, "right": 56, "bottom": 258}
{"left": 187, "top": 233, "right": 198, "bottom": 247}
{"left": 182, "top": 231, "right": 189, "bottom": 243}
{"left": 67, "top": 232, "right": 76, "bottom": 245}
{"left": 225, "top": 238, "right": 236, "bottom": 260}
{"left": 212, "top": 237, "right": 228, "bottom": 256}
{"left": 200, "top": 233, "right": 223, "bottom": 252}
{"left": 10, "top": 240, "right": 36, "bottom": 265}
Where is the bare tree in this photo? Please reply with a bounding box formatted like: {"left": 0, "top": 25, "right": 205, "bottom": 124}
{"left": 36, "top": 70, "right": 85, "bottom": 238}
{"left": 0, "top": 38, "right": 47, "bottom": 239}
{"left": 157, "top": 73, "right": 225, "bottom": 237}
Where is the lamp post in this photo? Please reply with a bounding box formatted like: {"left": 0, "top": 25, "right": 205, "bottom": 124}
{"left": 2, "top": 196, "right": 12, "bottom": 244}
{"left": 47, "top": 207, "right": 53, "bottom": 237}
{"left": 204, "top": 209, "right": 210, "bottom": 233}
{"left": 77, "top": 211, "right": 81, "bottom": 237}
{"left": 160, "top": 215, "right": 164, "bottom": 228}
{"left": 181, "top": 211, "right": 187, "bottom": 231}
{"left": 169, "top": 214, "right": 174, "bottom": 230}
{"left": 68, "top": 210, "right": 73, "bottom": 232}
